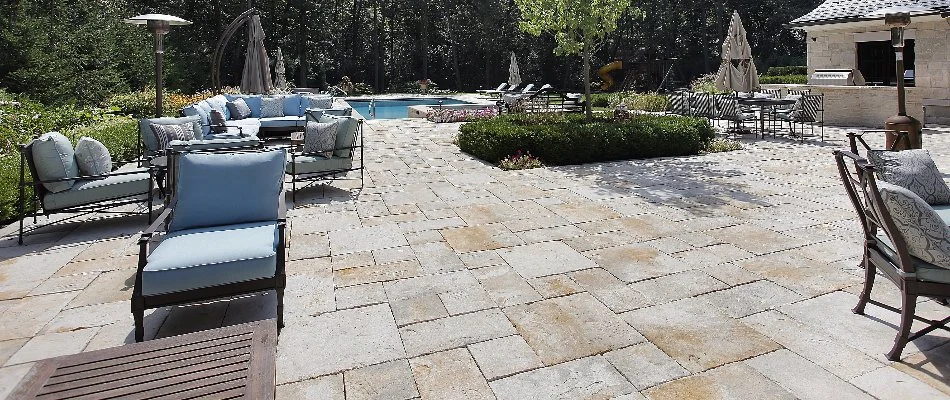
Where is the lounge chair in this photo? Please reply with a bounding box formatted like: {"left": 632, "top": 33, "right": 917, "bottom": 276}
{"left": 476, "top": 83, "right": 508, "bottom": 98}
{"left": 133, "top": 149, "right": 287, "bottom": 342}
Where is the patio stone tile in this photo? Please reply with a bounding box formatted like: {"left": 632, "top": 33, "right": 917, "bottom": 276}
{"left": 277, "top": 304, "right": 405, "bottom": 384}
{"left": 585, "top": 244, "right": 693, "bottom": 283}
{"left": 850, "top": 366, "right": 949, "bottom": 400}
{"left": 706, "top": 224, "right": 808, "bottom": 255}
{"left": 409, "top": 348, "right": 495, "bottom": 400}
{"left": 399, "top": 308, "right": 516, "bottom": 357}
{"left": 0, "top": 339, "right": 28, "bottom": 366}
{"left": 527, "top": 274, "right": 584, "bottom": 298}
{"left": 0, "top": 291, "right": 77, "bottom": 341}
{"left": 381, "top": 185, "right": 441, "bottom": 206}
{"left": 593, "top": 270, "right": 727, "bottom": 313}
{"left": 515, "top": 225, "right": 587, "bottom": 244}
{"left": 286, "top": 257, "right": 330, "bottom": 276}
{"left": 330, "top": 251, "right": 375, "bottom": 270}
{"left": 646, "top": 236, "right": 696, "bottom": 254}
{"left": 498, "top": 241, "right": 597, "bottom": 279}
{"left": 459, "top": 250, "right": 505, "bottom": 269}
{"left": 0, "top": 247, "right": 81, "bottom": 300}
{"left": 5, "top": 328, "right": 97, "bottom": 365}
{"left": 280, "top": 272, "right": 337, "bottom": 318}
{"left": 390, "top": 294, "right": 449, "bottom": 326}
{"left": 389, "top": 204, "right": 421, "bottom": 215}
{"left": 333, "top": 260, "right": 422, "bottom": 287}
{"left": 744, "top": 349, "right": 873, "bottom": 400}
{"left": 397, "top": 217, "right": 466, "bottom": 233}
{"left": 741, "top": 310, "right": 883, "bottom": 380}
{"left": 155, "top": 301, "right": 229, "bottom": 339}
{"left": 568, "top": 268, "right": 626, "bottom": 292}
{"left": 276, "top": 374, "right": 344, "bottom": 400}
{"left": 777, "top": 291, "right": 950, "bottom": 361}
{"left": 505, "top": 292, "right": 645, "bottom": 365}
{"left": 291, "top": 212, "right": 362, "bottom": 235}
{"left": 453, "top": 203, "right": 524, "bottom": 225}
{"left": 547, "top": 202, "right": 622, "bottom": 223}
{"left": 52, "top": 254, "right": 136, "bottom": 278}
{"left": 66, "top": 268, "right": 135, "bottom": 309}
{"left": 344, "top": 359, "right": 419, "bottom": 400}
{"left": 83, "top": 309, "right": 168, "bottom": 351}
{"left": 471, "top": 265, "right": 542, "bottom": 307}
{"left": 357, "top": 200, "right": 392, "bottom": 219}
{"left": 502, "top": 216, "right": 572, "bottom": 233}
{"left": 561, "top": 231, "right": 636, "bottom": 252}
{"left": 0, "top": 363, "right": 34, "bottom": 400}
{"left": 701, "top": 262, "right": 762, "bottom": 286}
{"left": 466, "top": 335, "right": 543, "bottom": 382}
{"left": 673, "top": 244, "right": 754, "bottom": 266}
{"left": 328, "top": 224, "right": 409, "bottom": 254}
{"left": 411, "top": 242, "right": 465, "bottom": 273}
{"left": 404, "top": 230, "right": 445, "bottom": 245}
{"left": 27, "top": 272, "right": 98, "bottom": 296}
{"left": 420, "top": 208, "right": 459, "bottom": 220}
{"left": 441, "top": 223, "right": 525, "bottom": 253}
{"left": 335, "top": 282, "right": 387, "bottom": 310}
{"left": 622, "top": 297, "right": 779, "bottom": 373}
{"left": 42, "top": 300, "right": 127, "bottom": 334}
{"left": 72, "top": 237, "right": 134, "bottom": 261}
{"left": 489, "top": 355, "right": 635, "bottom": 400}
{"left": 603, "top": 343, "right": 690, "bottom": 391}
{"left": 892, "top": 342, "right": 950, "bottom": 396}
{"left": 643, "top": 363, "right": 796, "bottom": 400}
{"left": 288, "top": 233, "right": 330, "bottom": 260}
{"left": 384, "top": 270, "right": 481, "bottom": 301}
{"left": 699, "top": 280, "right": 804, "bottom": 318}
{"left": 372, "top": 246, "right": 415, "bottom": 265}
{"left": 798, "top": 239, "right": 861, "bottom": 263}
{"left": 737, "top": 250, "right": 861, "bottom": 297}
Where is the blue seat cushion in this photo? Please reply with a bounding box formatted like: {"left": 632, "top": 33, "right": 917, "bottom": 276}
{"left": 168, "top": 136, "right": 261, "bottom": 152}
{"left": 43, "top": 168, "right": 151, "bottom": 210}
{"left": 282, "top": 94, "right": 303, "bottom": 117}
{"left": 260, "top": 116, "right": 305, "bottom": 128}
{"left": 875, "top": 234, "right": 950, "bottom": 284}
{"left": 170, "top": 149, "right": 286, "bottom": 232}
{"left": 143, "top": 222, "right": 279, "bottom": 295}
{"left": 286, "top": 155, "right": 353, "bottom": 175}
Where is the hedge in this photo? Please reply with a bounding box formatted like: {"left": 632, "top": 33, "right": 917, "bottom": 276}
{"left": 457, "top": 113, "right": 715, "bottom": 166}
{"left": 764, "top": 66, "right": 807, "bottom": 76}
{"left": 759, "top": 75, "right": 808, "bottom": 85}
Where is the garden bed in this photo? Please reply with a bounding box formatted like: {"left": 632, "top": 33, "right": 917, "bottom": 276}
{"left": 457, "top": 113, "right": 715, "bottom": 166}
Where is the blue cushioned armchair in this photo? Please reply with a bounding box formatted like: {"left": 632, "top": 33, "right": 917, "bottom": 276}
{"left": 133, "top": 149, "right": 287, "bottom": 342}
{"left": 286, "top": 111, "right": 364, "bottom": 201}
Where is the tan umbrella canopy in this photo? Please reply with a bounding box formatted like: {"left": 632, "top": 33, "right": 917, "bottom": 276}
{"left": 273, "top": 47, "right": 287, "bottom": 90}
{"left": 714, "top": 11, "right": 759, "bottom": 92}
{"left": 508, "top": 52, "right": 522, "bottom": 87}
{"left": 241, "top": 14, "right": 273, "bottom": 94}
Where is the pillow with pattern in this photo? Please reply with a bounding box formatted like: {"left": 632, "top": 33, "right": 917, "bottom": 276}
{"left": 303, "top": 95, "right": 333, "bottom": 110}
{"left": 876, "top": 181, "right": 950, "bottom": 268}
{"left": 226, "top": 98, "right": 252, "bottom": 120}
{"left": 74, "top": 137, "right": 112, "bottom": 176}
{"left": 261, "top": 97, "right": 285, "bottom": 118}
{"left": 868, "top": 149, "right": 950, "bottom": 205}
{"left": 149, "top": 123, "right": 195, "bottom": 149}
{"left": 303, "top": 120, "right": 340, "bottom": 158}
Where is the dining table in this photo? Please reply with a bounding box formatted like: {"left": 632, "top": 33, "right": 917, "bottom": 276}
{"left": 736, "top": 97, "right": 798, "bottom": 138}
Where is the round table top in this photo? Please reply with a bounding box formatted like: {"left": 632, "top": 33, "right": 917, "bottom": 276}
{"left": 736, "top": 97, "right": 797, "bottom": 106}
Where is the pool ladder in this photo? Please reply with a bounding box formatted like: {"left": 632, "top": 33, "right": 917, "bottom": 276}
{"left": 369, "top": 98, "right": 376, "bottom": 119}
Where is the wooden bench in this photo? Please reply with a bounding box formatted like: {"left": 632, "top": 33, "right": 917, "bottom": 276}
{"left": 10, "top": 320, "right": 277, "bottom": 399}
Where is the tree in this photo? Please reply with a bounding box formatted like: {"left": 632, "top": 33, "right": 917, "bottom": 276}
{"left": 515, "top": 0, "right": 632, "bottom": 117}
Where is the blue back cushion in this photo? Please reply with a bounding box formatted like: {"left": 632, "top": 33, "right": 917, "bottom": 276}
{"left": 241, "top": 95, "right": 264, "bottom": 118}
{"left": 282, "top": 94, "right": 302, "bottom": 116}
{"left": 169, "top": 149, "right": 286, "bottom": 232}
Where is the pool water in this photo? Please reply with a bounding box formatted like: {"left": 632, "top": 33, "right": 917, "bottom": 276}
{"left": 346, "top": 98, "right": 472, "bottom": 119}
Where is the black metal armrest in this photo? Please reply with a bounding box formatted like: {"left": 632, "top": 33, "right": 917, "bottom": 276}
{"left": 140, "top": 207, "right": 172, "bottom": 241}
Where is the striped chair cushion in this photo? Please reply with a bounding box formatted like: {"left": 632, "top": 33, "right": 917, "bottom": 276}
{"left": 790, "top": 94, "right": 822, "bottom": 122}
{"left": 668, "top": 93, "right": 690, "bottom": 115}
{"left": 691, "top": 93, "right": 716, "bottom": 118}
{"left": 787, "top": 89, "right": 811, "bottom": 96}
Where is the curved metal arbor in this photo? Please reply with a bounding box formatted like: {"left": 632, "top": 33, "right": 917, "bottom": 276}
{"left": 211, "top": 8, "right": 261, "bottom": 93}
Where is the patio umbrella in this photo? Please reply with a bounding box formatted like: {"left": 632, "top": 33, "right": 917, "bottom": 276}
{"left": 273, "top": 47, "right": 287, "bottom": 90}
{"left": 714, "top": 11, "right": 759, "bottom": 92}
{"left": 508, "top": 52, "right": 522, "bottom": 87}
{"left": 240, "top": 14, "right": 273, "bottom": 94}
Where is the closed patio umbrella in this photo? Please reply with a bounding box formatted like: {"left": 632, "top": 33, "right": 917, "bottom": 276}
{"left": 274, "top": 47, "right": 287, "bottom": 90}
{"left": 714, "top": 11, "right": 759, "bottom": 92}
{"left": 508, "top": 52, "right": 522, "bottom": 88}
{"left": 241, "top": 14, "right": 273, "bottom": 94}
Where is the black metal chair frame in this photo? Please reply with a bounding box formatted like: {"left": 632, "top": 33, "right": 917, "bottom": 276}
{"left": 834, "top": 146, "right": 950, "bottom": 361}
{"left": 17, "top": 143, "right": 155, "bottom": 245}
{"left": 133, "top": 150, "right": 287, "bottom": 342}
{"left": 780, "top": 93, "right": 824, "bottom": 142}
{"left": 286, "top": 118, "right": 364, "bottom": 201}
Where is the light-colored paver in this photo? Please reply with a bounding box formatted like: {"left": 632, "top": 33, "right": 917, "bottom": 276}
{"left": 644, "top": 362, "right": 796, "bottom": 400}
{"left": 603, "top": 342, "right": 690, "bottom": 390}
{"left": 399, "top": 308, "right": 516, "bottom": 357}
{"left": 850, "top": 365, "right": 949, "bottom": 400}
{"left": 409, "top": 348, "right": 495, "bottom": 400}
{"left": 498, "top": 241, "right": 597, "bottom": 279}
{"left": 468, "top": 335, "right": 543, "bottom": 380}
{"left": 744, "top": 349, "right": 872, "bottom": 400}
{"left": 276, "top": 374, "right": 344, "bottom": 400}
{"left": 344, "top": 359, "right": 419, "bottom": 400}
{"left": 489, "top": 355, "right": 636, "bottom": 400}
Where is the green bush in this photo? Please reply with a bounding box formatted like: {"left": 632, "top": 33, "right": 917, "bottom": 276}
{"left": 589, "top": 93, "right": 614, "bottom": 108}
{"left": 614, "top": 92, "right": 670, "bottom": 112}
{"left": 103, "top": 88, "right": 231, "bottom": 118}
{"left": 457, "top": 113, "right": 715, "bottom": 166}
{"left": 759, "top": 75, "right": 808, "bottom": 85}
{"left": 764, "top": 66, "right": 807, "bottom": 76}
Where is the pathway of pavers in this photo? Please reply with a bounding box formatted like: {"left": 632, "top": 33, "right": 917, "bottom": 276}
{"left": 0, "top": 119, "right": 948, "bottom": 399}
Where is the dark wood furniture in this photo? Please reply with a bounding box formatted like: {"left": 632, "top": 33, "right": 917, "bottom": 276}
{"left": 10, "top": 320, "right": 277, "bottom": 399}
{"left": 834, "top": 148, "right": 950, "bottom": 361}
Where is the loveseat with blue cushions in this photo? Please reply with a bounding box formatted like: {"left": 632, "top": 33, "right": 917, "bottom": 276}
{"left": 180, "top": 93, "right": 352, "bottom": 140}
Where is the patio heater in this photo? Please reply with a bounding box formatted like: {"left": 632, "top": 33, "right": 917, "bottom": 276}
{"left": 866, "top": 7, "right": 924, "bottom": 150}
{"left": 124, "top": 14, "right": 192, "bottom": 118}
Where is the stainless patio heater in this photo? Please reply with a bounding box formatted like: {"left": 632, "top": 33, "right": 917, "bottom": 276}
{"left": 124, "top": 14, "right": 192, "bottom": 118}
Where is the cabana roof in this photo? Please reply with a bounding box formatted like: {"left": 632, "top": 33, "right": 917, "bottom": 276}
{"left": 787, "top": 0, "right": 950, "bottom": 28}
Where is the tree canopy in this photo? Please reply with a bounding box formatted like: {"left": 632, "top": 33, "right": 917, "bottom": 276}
{"left": 0, "top": 0, "right": 821, "bottom": 106}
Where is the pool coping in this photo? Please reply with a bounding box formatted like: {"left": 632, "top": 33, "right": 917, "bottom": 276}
{"left": 341, "top": 94, "right": 496, "bottom": 120}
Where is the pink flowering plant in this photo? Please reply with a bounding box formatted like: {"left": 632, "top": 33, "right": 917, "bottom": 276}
{"left": 426, "top": 107, "right": 498, "bottom": 123}
{"left": 498, "top": 149, "right": 544, "bottom": 170}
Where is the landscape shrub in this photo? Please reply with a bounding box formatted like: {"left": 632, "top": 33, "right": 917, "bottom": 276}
{"left": 426, "top": 108, "right": 498, "bottom": 123}
{"left": 103, "top": 87, "right": 236, "bottom": 118}
{"left": 764, "top": 66, "right": 807, "bottom": 76}
{"left": 457, "top": 113, "right": 714, "bottom": 166}
{"left": 613, "top": 92, "right": 669, "bottom": 112}
{"left": 759, "top": 75, "right": 808, "bottom": 85}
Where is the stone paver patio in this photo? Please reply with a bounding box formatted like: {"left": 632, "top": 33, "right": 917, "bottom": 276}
{"left": 0, "top": 119, "right": 949, "bottom": 399}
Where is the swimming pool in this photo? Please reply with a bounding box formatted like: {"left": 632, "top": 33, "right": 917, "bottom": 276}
{"left": 345, "top": 98, "right": 472, "bottom": 119}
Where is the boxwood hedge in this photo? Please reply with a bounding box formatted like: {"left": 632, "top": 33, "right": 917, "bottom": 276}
{"left": 457, "top": 113, "right": 715, "bottom": 166}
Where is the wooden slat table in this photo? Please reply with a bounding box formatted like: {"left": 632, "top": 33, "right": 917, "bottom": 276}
{"left": 10, "top": 320, "right": 276, "bottom": 400}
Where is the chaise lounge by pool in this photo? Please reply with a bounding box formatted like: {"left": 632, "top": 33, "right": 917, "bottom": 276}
{"left": 346, "top": 97, "right": 473, "bottom": 119}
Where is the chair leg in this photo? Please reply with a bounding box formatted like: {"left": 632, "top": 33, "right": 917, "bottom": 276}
{"left": 133, "top": 305, "right": 145, "bottom": 342}
{"left": 853, "top": 254, "right": 876, "bottom": 315}
{"left": 887, "top": 291, "right": 917, "bottom": 361}
{"left": 276, "top": 287, "right": 285, "bottom": 330}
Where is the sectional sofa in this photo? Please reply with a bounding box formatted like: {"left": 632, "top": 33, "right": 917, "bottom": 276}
{"left": 182, "top": 93, "right": 341, "bottom": 138}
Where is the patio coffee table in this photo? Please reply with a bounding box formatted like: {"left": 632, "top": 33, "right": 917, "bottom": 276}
{"left": 10, "top": 320, "right": 277, "bottom": 399}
